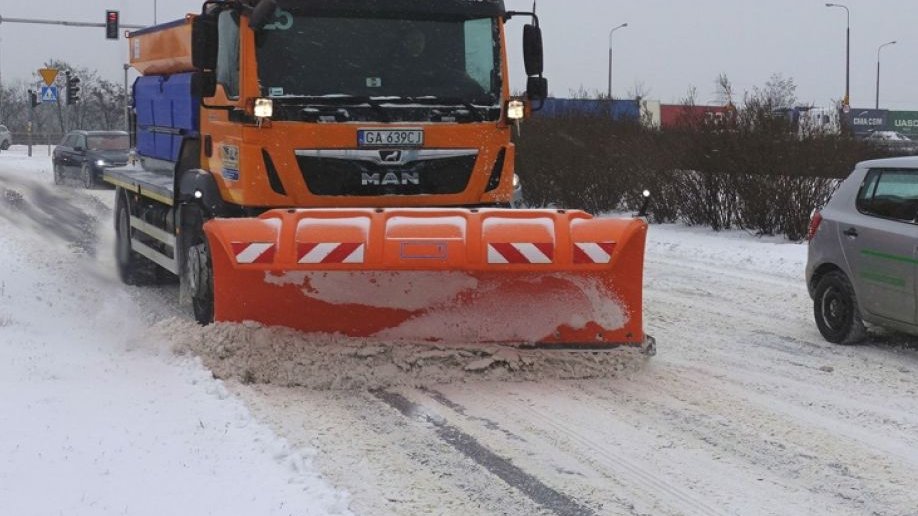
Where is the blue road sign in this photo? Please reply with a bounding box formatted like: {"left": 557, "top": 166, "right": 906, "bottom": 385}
{"left": 40, "top": 86, "right": 58, "bottom": 103}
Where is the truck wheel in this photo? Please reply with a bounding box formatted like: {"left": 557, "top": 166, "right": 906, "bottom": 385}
{"left": 114, "top": 189, "right": 156, "bottom": 285}
{"left": 187, "top": 241, "right": 214, "bottom": 325}
{"left": 180, "top": 205, "right": 214, "bottom": 325}
{"left": 814, "top": 271, "right": 866, "bottom": 344}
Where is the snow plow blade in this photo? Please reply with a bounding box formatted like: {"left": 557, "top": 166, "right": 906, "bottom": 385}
{"left": 204, "top": 208, "right": 649, "bottom": 350}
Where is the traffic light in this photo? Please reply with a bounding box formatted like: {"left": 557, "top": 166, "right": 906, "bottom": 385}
{"left": 105, "top": 10, "right": 120, "bottom": 40}
{"left": 66, "top": 73, "right": 81, "bottom": 105}
{"left": 28, "top": 90, "right": 38, "bottom": 108}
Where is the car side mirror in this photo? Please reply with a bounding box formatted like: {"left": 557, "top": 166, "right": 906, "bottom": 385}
{"left": 522, "top": 24, "right": 544, "bottom": 77}
{"left": 74, "top": 146, "right": 84, "bottom": 152}
{"left": 526, "top": 76, "right": 548, "bottom": 101}
{"left": 192, "top": 72, "right": 217, "bottom": 98}
{"left": 192, "top": 12, "right": 218, "bottom": 71}
{"left": 249, "top": 0, "right": 278, "bottom": 31}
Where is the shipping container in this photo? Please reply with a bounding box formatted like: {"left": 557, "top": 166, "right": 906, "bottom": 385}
{"left": 660, "top": 104, "right": 733, "bottom": 129}
{"left": 537, "top": 98, "right": 641, "bottom": 122}
{"left": 641, "top": 99, "right": 661, "bottom": 129}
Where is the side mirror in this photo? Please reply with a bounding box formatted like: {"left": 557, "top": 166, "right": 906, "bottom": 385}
{"left": 192, "top": 72, "right": 217, "bottom": 98}
{"left": 74, "top": 146, "right": 84, "bottom": 152}
{"left": 249, "top": 0, "right": 278, "bottom": 31}
{"left": 526, "top": 76, "right": 548, "bottom": 101}
{"left": 523, "top": 24, "right": 544, "bottom": 76}
{"left": 192, "top": 12, "right": 218, "bottom": 71}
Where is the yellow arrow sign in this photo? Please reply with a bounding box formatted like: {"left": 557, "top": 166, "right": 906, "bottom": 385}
{"left": 38, "top": 68, "right": 59, "bottom": 87}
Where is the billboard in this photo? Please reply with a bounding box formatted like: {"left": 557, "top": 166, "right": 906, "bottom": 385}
{"left": 888, "top": 111, "right": 918, "bottom": 138}
{"left": 847, "top": 108, "right": 887, "bottom": 137}
{"left": 660, "top": 105, "right": 734, "bottom": 129}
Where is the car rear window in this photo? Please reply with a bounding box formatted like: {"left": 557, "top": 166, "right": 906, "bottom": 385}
{"left": 87, "top": 134, "right": 129, "bottom": 151}
{"left": 856, "top": 168, "right": 918, "bottom": 223}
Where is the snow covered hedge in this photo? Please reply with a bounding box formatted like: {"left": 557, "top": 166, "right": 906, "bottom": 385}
{"left": 515, "top": 106, "right": 885, "bottom": 241}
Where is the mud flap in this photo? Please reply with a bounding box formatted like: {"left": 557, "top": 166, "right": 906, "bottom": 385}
{"left": 204, "top": 208, "right": 647, "bottom": 348}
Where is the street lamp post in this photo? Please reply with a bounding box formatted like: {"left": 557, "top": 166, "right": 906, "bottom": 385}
{"left": 876, "top": 40, "right": 896, "bottom": 109}
{"left": 825, "top": 3, "right": 850, "bottom": 107}
{"left": 607, "top": 23, "right": 628, "bottom": 99}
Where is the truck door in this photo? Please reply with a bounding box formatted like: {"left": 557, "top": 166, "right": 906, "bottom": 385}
{"left": 841, "top": 168, "right": 918, "bottom": 325}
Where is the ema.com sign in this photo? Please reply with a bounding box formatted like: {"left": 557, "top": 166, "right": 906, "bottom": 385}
{"left": 848, "top": 109, "right": 887, "bottom": 137}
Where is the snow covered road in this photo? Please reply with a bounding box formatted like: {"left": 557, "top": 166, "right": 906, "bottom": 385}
{"left": 2, "top": 147, "right": 917, "bottom": 515}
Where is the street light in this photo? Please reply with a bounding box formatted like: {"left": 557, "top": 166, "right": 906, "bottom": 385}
{"left": 825, "top": 3, "right": 850, "bottom": 107}
{"left": 607, "top": 23, "right": 628, "bottom": 99}
{"left": 876, "top": 40, "right": 896, "bottom": 109}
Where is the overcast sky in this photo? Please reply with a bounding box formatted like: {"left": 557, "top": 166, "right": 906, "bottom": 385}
{"left": 1, "top": 0, "right": 916, "bottom": 110}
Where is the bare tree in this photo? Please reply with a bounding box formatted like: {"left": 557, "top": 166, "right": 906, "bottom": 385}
{"left": 713, "top": 73, "right": 735, "bottom": 107}
{"left": 626, "top": 81, "right": 652, "bottom": 101}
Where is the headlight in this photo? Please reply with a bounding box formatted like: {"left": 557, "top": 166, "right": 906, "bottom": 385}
{"left": 254, "top": 98, "right": 274, "bottom": 118}
{"left": 507, "top": 100, "right": 525, "bottom": 121}
{"left": 512, "top": 173, "right": 521, "bottom": 189}
{"left": 95, "top": 159, "right": 108, "bottom": 167}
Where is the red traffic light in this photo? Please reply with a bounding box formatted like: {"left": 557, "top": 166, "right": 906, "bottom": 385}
{"left": 105, "top": 10, "right": 120, "bottom": 40}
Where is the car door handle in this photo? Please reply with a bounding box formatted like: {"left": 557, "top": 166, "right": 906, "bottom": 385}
{"left": 843, "top": 227, "right": 859, "bottom": 238}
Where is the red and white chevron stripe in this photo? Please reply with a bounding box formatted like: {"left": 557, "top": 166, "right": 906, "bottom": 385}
{"left": 298, "top": 242, "right": 365, "bottom": 264}
{"left": 487, "top": 243, "right": 554, "bottom": 264}
{"left": 231, "top": 242, "right": 276, "bottom": 264}
{"left": 573, "top": 242, "right": 616, "bottom": 264}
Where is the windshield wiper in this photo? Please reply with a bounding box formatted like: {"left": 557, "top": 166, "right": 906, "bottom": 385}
{"left": 274, "top": 95, "right": 392, "bottom": 122}
{"left": 407, "top": 97, "right": 486, "bottom": 122}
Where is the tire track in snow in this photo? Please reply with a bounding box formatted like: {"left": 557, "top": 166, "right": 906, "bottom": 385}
{"left": 572, "top": 374, "right": 918, "bottom": 515}
{"left": 403, "top": 384, "right": 732, "bottom": 516}
{"left": 375, "top": 390, "right": 597, "bottom": 516}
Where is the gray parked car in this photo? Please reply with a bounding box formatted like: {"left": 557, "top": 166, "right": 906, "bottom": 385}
{"left": 806, "top": 156, "right": 918, "bottom": 343}
{"left": 0, "top": 125, "right": 11, "bottom": 150}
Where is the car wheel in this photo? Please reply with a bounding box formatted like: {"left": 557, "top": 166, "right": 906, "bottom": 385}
{"left": 81, "top": 163, "right": 95, "bottom": 189}
{"left": 0, "top": 140, "right": 9, "bottom": 150}
{"left": 53, "top": 162, "right": 64, "bottom": 185}
{"left": 813, "top": 271, "right": 866, "bottom": 344}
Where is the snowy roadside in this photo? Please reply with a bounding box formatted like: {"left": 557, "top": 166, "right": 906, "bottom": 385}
{"left": 0, "top": 147, "right": 351, "bottom": 516}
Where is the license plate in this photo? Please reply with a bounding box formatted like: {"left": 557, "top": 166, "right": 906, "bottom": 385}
{"left": 358, "top": 129, "right": 424, "bottom": 147}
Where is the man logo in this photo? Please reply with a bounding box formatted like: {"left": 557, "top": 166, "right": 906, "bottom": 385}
{"left": 379, "top": 150, "right": 403, "bottom": 163}
{"left": 362, "top": 171, "right": 420, "bottom": 186}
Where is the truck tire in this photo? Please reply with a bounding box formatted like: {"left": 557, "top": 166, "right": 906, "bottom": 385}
{"left": 179, "top": 204, "right": 214, "bottom": 325}
{"left": 114, "top": 189, "right": 158, "bottom": 285}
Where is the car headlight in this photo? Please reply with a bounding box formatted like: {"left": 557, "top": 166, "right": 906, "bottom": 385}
{"left": 512, "top": 173, "right": 521, "bottom": 189}
{"left": 95, "top": 159, "right": 109, "bottom": 168}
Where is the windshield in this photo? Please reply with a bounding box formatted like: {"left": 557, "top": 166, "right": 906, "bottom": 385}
{"left": 255, "top": 13, "right": 501, "bottom": 105}
{"left": 87, "top": 134, "right": 129, "bottom": 150}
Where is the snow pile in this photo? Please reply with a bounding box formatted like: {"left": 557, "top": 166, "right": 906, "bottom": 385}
{"left": 158, "top": 318, "right": 648, "bottom": 390}
{"left": 0, "top": 148, "right": 352, "bottom": 516}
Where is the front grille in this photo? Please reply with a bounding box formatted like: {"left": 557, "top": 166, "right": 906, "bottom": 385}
{"left": 295, "top": 149, "right": 477, "bottom": 196}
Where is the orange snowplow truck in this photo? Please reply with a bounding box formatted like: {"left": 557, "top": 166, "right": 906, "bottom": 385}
{"left": 104, "top": 0, "right": 654, "bottom": 353}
